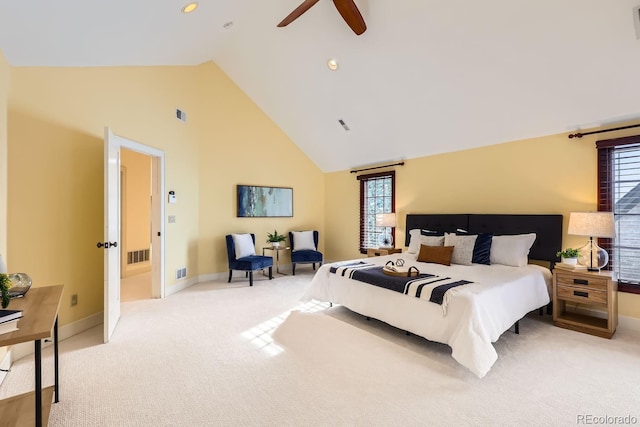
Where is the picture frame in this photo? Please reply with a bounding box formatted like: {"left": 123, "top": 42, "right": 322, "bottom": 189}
{"left": 237, "top": 185, "right": 293, "bottom": 217}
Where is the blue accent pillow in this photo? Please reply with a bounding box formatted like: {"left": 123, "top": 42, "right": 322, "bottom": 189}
{"left": 455, "top": 231, "right": 493, "bottom": 265}
{"left": 471, "top": 233, "right": 493, "bottom": 265}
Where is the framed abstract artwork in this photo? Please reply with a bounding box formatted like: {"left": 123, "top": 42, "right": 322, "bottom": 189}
{"left": 237, "top": 185, "right": 293, "bottom": 217}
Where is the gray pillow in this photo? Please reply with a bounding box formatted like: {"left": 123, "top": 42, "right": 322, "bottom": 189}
{"left": 444, "top": 233, "right": 478, "bottom": 266}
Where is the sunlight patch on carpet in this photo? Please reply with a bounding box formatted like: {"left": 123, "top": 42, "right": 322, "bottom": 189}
{"left": 240, "top": 299, "right": 331, "bottom": 356}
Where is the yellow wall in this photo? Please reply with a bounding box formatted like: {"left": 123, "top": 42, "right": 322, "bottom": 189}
{"left": 0, "top": 49, "right": 9, "bottom": 258}
{"left": 195, "top": 63, "right": 325, "bottom": 275}
{"left": 325, "top": 128, "right": 640, "bottom": 319}
{"left": 0, "top": 49, "right": 11, "bottom": 366}
{"left": 6, "top": 62, "right": 324, "bottom": 326}
{"left": 121, "top": 148, "right": 151, "bottom": 277}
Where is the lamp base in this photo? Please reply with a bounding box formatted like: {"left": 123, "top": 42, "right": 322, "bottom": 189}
{"left": 577, "top": 238, "right": 610, "bottom": 271}
{"left": 378, "top": 233, "right": 393, "bottom": 248}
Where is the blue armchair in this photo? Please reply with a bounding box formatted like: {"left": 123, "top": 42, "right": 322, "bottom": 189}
{"left": 226, "top": 234, "right": 273, "bottom": 286}
{"left": 289, "top": 230, "right": 323, "bottom": 275}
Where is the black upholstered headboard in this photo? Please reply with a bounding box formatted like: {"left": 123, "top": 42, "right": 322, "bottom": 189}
{"left": 405, "top": 214, "right": 563, "bottom": 264}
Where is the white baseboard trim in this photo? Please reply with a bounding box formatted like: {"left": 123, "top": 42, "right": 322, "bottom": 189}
{"left": 10, "top": 312, "right": 103, "bottom": 362}
{"left": 165, "top": 276, "right": 199, "bottom": 297}
{"left": 198, "top": 271, "right": 228, "bottom": 283}
{"left": 619, "top": 315, "right": 640, "bottom": 332}
{"left": 198, "top": 268, "right": 296, "bottom": 283}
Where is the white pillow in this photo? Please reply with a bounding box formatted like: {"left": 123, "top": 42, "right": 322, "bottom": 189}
{"left": 443, "top": 232, "right": 477, "bottom": 266}
{"left": 407, "top": 229, "right": 445, "bottom": 254}
{"left": 490, "top": 233, "right": 537, "bottom": 267}
{"left": 292, "top": 231, "right": 316, "bottom": 251}
{"left": 232, "top": 233, "right": 256, "bottom": 259}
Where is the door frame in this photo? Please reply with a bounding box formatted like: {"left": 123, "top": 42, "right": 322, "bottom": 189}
{"left": 110, "top": 131, "right": 165, "bottom": 298}
{"left": 105, "top": 128, "right": 165, "bottom": 342}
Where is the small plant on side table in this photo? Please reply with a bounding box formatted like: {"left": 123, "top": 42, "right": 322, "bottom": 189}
{"left": 556, "top": 248, "right": 580, "bottom": 264}
{"left": 266, "top": 230, "right": 287, "bottom": 248}
{"left": 0, "top": 273, "right": 11, "bottom": 308}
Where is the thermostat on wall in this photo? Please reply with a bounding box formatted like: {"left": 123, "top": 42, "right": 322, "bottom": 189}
{"left": 168, "top": 191, "right": 177, "bottom": 204}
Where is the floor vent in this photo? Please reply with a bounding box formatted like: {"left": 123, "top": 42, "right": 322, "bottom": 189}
{"left": 127, "top": 249, "right": 150, "bottom": 265}
{"left": 176, "top": 267, "right": 187, "bottom": 280}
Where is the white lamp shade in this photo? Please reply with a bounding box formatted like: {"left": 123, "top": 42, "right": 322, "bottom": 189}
{"left": 0, "top": 254, "right": 6, "bottom": 274}
{"left": 375, "top": 213, "right": 396, "bottom": 227}
{"left": 568, "top": 212, "right": 615, "bottom": 238}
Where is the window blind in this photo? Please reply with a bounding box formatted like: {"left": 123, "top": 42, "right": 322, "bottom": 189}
{"left": 358, "top": 171, "right": 395, "bottom": 253}
{"left": 597, "top": 135, "right": 640, "bottom": 291}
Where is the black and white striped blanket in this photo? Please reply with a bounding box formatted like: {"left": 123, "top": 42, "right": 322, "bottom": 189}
{"left": 330, "top": 261, "right": 473, "bottom": 312}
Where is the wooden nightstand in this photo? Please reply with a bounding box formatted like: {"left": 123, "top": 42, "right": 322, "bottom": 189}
{"left": 552, "top": 269, "right": 618, "bottom": 338}
{"left": 367, "top": 248, "right": 402, "bottom": 257}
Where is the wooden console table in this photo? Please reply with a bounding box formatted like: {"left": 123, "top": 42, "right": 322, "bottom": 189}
{"left": 0, "top": 285, "right": 64, "bottom": 427}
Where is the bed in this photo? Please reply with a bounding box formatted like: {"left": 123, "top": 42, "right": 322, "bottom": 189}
{"left": 302, "top": 214, "right": 563, "bottom": 378}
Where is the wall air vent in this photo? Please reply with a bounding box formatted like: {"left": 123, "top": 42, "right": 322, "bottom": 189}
{"left": 176, "top": 108, "right": 187, "bottom": 122}
{"left": 338, "top": 119, "right": 350, "bottom": 131}
{"left": 127, "top": 249, "right": 150, "bottom": 265}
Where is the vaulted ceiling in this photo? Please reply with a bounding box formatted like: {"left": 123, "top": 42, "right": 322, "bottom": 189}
{"left": 2, "top": 1, "right": 640, "bottom": 172}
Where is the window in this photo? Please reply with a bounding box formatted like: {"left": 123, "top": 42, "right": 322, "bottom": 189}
{"left": 597, "top": 135, "right": 640, "bottom": 293}
{"left": 358, "top": 171, "right": 395, "bottom": 253}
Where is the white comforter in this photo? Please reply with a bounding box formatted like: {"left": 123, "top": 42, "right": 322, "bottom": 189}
{"left": 302, "top": 254, "right": 551, "bottom": 378}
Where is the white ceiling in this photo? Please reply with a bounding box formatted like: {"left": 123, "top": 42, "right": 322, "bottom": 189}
{"left": 2, "top": 0, "right": 640, "bottom": 172}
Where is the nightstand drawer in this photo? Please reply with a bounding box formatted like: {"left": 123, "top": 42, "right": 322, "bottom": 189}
{"left": 556, "top": 285, "right": 608, "bottom": 306}
{"left": 555, "top": 273, "right": 608, "bottom": 291}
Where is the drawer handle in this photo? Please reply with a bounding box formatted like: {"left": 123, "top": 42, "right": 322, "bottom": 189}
{"left": 573, "top": 279, "right": 588, "bottom": 286}
{"left": 374, "top": 252, "right": 381, "bottom": 256}
{"left": 573, "top": 291, "right": 589, "bottom": 298}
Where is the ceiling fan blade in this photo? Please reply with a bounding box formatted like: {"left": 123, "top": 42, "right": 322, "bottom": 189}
{"left": 277, "top": 0, "right": 321, "bottom": 27}
{"left": 333, "top": 0, "right": 367, "bottom": 35}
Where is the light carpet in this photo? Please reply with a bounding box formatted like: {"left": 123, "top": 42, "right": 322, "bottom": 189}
{"left": 1, "top": 272, "right": 639, "bottom": 426}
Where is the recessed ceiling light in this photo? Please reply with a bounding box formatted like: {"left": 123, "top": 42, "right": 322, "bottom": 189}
{"left": 327, "top": 59, "right": 339, "bottom": 71}
{"left": 182, "top": 2, "right": 198, "bottom": 13}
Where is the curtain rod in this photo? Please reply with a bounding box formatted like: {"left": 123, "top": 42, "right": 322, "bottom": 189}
{"left": 568, "top": 123, "right": 640, "bottom": 139}
{"left": 350, "top": 161, "right": 405, "bottom": 174}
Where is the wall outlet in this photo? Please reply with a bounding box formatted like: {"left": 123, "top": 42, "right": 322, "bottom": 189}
{"left": 71, "top": 294, "right": 78, "bottom": 306}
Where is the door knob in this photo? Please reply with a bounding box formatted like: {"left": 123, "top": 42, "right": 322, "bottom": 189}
{"left": 97, "top": 242, "right": 118, "bottom": 249}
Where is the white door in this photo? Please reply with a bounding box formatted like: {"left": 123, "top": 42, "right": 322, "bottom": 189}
{"left": 103, "top": 127, "right": 166, "bottom": 342}
{"left": 104, "top": 128, "right": 121, "bottom": 342}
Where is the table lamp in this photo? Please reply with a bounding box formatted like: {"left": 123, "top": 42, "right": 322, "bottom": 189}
{"left": 375, "top": 213, "right": 396, "bottom": 248}
{"left": 567, "top": 211, "right": 615, "bottom": 271}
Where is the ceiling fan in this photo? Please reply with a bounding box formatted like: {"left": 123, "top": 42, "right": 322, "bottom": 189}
{"left": 277, "top": 0, "right": 367, "bottom": 35}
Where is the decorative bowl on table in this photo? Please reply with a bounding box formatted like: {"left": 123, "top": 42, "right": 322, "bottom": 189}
{"left": 8, "top": 273, "right": 32, "bottom": 298}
